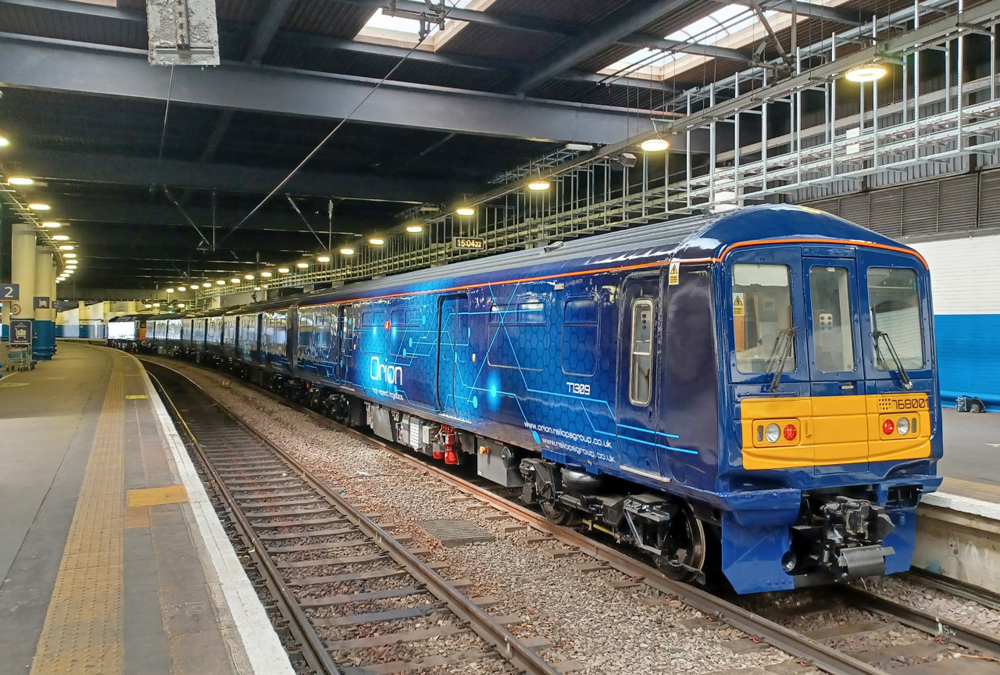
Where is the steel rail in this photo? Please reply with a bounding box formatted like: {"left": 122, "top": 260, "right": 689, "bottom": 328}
{"left": 906, "top": 569, "right": 1000, "bottom": 613}
{"left": 840, "top": 586, "right": 1000, "bottom": 658}
{"left": 147, "top": 366, "right": 342, "bottom": 675}
{"left": 145, "top": 359, "right": 562, "bottom": 675}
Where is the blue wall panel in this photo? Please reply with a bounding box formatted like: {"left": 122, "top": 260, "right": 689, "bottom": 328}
{"left": 934, "top": 314, "right": 1000, "bottom": 405}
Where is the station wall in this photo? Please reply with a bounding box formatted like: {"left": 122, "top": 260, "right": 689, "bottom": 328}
{"left": 910, "top": 235, "right": 1000, "bottom": 406}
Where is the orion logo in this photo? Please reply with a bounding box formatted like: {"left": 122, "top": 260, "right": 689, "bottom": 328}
{"left": 370, "top": 356, "right": 403, "bottom": 385}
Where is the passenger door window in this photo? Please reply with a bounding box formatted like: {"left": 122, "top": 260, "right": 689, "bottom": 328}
{"left": 629, "top": 299, "right": 654, "bottom": 406}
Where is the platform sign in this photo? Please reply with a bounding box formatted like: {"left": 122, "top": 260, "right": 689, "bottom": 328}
{"left": 34, "top": 296, "right": 50, "bottom": 310}
{"left": 0, "top": 283, "right": 18, "bottom": 301}
{"left": 10, "top": 319, "right": 32, "bottom": 346}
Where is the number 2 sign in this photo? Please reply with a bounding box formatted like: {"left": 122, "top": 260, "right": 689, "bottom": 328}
{"left": 0, "top": 284, "right": 18, "bottom": 301}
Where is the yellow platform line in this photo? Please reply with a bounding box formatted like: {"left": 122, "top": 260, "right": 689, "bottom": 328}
{"left": 30, "top": 353, "right": 126, "bottom": 675}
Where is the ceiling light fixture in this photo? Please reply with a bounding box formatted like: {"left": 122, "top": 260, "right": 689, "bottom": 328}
{"left": 145, "top": 303, "right": 152, "bottom": 309}
{"left": 261, "top": 271, "right": 273, "bottom": 278}
{"left": 369, "top": 237, "right": 385, "bottom": 246}
{"left": 64, "top": 253, "right": 77, "bottom": 258}
{"left": 527, "top": 179, "right": 551, "bottom": 191}
{"left": 278, "top": 267, "right": 290, "bottom": 274}
{"left": 231, "top": 278, "right": 240, "bottom": 284}
{"left": 340, "top": 247, "right": 355, "bottom": 255}
{"left": 253, "top": 286, "right": 261, "bottom": 291}
{"left": 296, "top": 262, "right": 309, "bottom": 269}
{"left": 202, "top": 283, "right": 212, "bottom": 288}
{"left": 29, "top": 203, "right": 51, "bottom": 211}
{"left": 455, "top": 206, "right": 475, "bottom": 216}
{"left": 178, "top": 286, "right": 187, "bottom": 291}
{"left": 244, "top": 273, "right": 254, "bottom": 280}
{"left": 845, "top": 63, "right": 887, "bottom": 83}
{"left": 166, "top": 288, "right": 174, "bottom": 293}
{"left": 405, "top": 224, "right": 423, "bottom": 234}
{"left": 0, "top": 136, "right": 9, "bottom": 148}
{"left": 317, "top": 255, "right": 331, "bottom": 263}
{"left": 42, "top": 221, "right": 62, "bottom": 228}
{"left": 564, "top": 142, "right": 594, "bottom": 152}
{"left": 216, "top": 280, "right": 226, "bottom": 285}
{"left": 640, "top": 137, "right": 670, "bottom": 152}
{"left": 58, "top": 244, "right": 74, "bottom": 250}
{"left": 7, "top": 177, "right": 33, "bottom": 186}
{"left": 178, "top": 303, "right": 186, "bottom": 308}
{"left": 53, "top": 234, "right": 70, "bottom": 241}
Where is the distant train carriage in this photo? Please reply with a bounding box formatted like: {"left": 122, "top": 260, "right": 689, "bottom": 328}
{"left": 106, "top": 315, "right": 144, "bottom": 351}
{"left": 159, "top": 205, "right": 940, "bottom": 594}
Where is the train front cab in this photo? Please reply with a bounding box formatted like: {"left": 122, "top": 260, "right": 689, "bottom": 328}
{"left": 720, "top": 241, "right": 941, "bottom": 593}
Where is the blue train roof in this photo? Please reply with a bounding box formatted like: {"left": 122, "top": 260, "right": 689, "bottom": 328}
{"left": 287, "top": 204, "right": 919, "bottom": 308}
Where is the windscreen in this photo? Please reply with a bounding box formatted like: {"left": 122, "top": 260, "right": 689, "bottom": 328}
{"left": 733, "top": 264, "right": 795, "bottom": 374}
{"left": 868, "top": 267, "right": 924, "bottom": 370}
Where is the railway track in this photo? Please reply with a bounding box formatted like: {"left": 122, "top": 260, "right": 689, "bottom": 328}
{"left": 146, "top": 361, "right": 562, "bottom": 675}
{"left": 144, "top": 357, "right": 1000, "bottom": 675}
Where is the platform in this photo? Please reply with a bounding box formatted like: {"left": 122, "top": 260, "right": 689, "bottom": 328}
{"left": 940, "top": 408, "right": 1000, "bottom": 488}
{"left": 0, "top": 342, "right": 291, "bottom": 675}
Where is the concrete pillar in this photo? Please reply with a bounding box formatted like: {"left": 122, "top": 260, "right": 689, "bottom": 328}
{"left": 11, "top": 223, "right": 36, "bottom": 353}
{"left": 50, "top": 260, "right": 58, "bottom": 353}
{"left": 33, "top": 249, "right": 54, "bottom": 360}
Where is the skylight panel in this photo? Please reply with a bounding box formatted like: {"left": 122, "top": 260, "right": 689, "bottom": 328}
{"left": 361, "top": 0, "right": 476, "bottom": 37}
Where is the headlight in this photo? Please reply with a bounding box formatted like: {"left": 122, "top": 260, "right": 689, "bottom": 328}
{"left": 897, "top": 417, "right": 910, "bottom": 435}
{"left": 765, "top": 423, "right": 781, "bottom": 443}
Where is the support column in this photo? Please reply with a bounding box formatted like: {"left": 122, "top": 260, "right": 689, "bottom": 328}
{"left": 50, "top": 259, "right": 58, "bottom": 353}
{"left": 33, "top": 248, "right": 54, "bottom": 360}
{"left": 11, "top": 223, "right": 36, "bottom": 355}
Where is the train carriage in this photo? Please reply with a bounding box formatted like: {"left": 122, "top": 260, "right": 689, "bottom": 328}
{"left": 211, "top": 205, "right": 940, "bottom": 593}
{"left": 106, "top": 315, "right": 144, "bottom": 351}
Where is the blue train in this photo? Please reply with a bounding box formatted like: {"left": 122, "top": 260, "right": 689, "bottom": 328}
{"left": 139, "top": 205, "right": 941, "bottom": 594}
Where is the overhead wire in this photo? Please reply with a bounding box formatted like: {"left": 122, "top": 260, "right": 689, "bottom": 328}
{"left": 219, "top": 1, "right": 464, "bottom": 247}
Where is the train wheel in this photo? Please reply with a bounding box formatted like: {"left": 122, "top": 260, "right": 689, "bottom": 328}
{"left": 653, "top": 505, "right": 707, "bottom": 584}
{"left": 540, "top": 500, "right": 579, "bottom": 527}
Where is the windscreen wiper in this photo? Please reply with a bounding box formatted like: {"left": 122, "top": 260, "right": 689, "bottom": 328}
{"left": 766, "top": 327, "right": 797, "bottom": 392}
{"left": 873, "top": 330, "right": 913, "bottom": 390}
{"left": 870, "top": 304, "right": 913, "bottom": 390}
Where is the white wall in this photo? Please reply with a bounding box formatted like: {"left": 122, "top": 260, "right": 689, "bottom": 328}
{"left": 912, "top": 235, "right": 1000, "bottom": 315}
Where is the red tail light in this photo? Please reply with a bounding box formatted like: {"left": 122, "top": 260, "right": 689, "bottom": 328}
{"left": 882, "top": 419, "right": 895, "bottom": 435}
{"left": 444, "top": 450, "right": 459, "bottom": 465}
{"left": 783, "top": 424, "right": 797, "bottom": 441}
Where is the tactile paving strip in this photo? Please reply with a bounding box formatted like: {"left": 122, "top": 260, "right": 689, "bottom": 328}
{"left": 415, "top": 518, "right": 495, "bottom": 547}
{"left": 30, "top": 353, "right": 127, "bottom": 675}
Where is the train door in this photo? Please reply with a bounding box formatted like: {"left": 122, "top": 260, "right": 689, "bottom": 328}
{"left": 803, "top": 256, "right": 867, "bottom": 472}
{"left": 331, "top": 306, "right": 345, "bottom": 383}
{"left": 437, "top": 294, "right": 469, "bottom": 414}
{"left": 615, "top": 274, "right": 662, "bottom": 477}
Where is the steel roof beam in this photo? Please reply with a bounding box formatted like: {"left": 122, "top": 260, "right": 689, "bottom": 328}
{"left": 49, "top": 200, "right": 392, "bottom": 234}
{"left": 743, "top": 0, "right": 863, "bottom": 26}
{"left": 11, "top": 149, "right": 471, "bottom": 202}
{"left": 508, "top": 0, "right": 697, "bottom": 94}
{"left": 0, "top": 33, "right": 670, "bottom": 144}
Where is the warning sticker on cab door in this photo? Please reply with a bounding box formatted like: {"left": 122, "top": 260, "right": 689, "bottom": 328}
{"left": 668, "top": 262, "right": 680, "bottom": 285}
{"left": 733, "top": 293, "right": 745, "bottom": 316}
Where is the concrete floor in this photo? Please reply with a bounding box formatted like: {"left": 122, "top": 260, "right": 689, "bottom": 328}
{"left": 940, "top": 407, "right": 1000, "bottom": 487}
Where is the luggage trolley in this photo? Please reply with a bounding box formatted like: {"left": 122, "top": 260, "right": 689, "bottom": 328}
{"left": 6, "top": 344, "right": 34, "bottom": 371}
